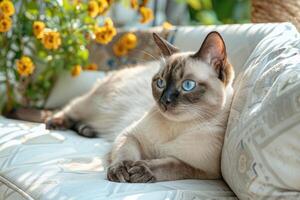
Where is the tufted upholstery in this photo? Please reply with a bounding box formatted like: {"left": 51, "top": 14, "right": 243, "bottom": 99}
{"left": 0, "top": 117, "right": 236, "bottom": 200}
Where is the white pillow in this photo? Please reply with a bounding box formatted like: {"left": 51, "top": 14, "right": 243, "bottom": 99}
{"left": 173, "top": 23, "right": 295, "bottom": 75}
{"left": 45, "top": 71, "right": 106, "bottom": 109}
{"left": 221, "top": 23, "right": 300, "bottom": 199}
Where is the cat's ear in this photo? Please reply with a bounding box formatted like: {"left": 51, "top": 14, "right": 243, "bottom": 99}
{"left": 192, "top": 31, "right": 226, "bottom": 68}
{"left": 153, "top": 33, "right": 179, "bottom": 56}
{"left": 192, "top": 31, "right": 230, "bottom": 83}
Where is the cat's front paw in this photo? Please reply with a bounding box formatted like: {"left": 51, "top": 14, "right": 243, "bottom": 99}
{"left": 128, "top": 160, "right": 156, "bottom": 183}
{"left": 107, "top": 160, "right": 133, "bottom": 183}
{"left": 45, "top": 114, "right": 71, "bottom": 130}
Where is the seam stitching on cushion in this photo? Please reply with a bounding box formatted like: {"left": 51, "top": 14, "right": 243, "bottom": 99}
{"left": 0, "top": 175, "right": 34, "bottom": 200}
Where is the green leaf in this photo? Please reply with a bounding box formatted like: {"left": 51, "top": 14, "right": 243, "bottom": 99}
{"left": 201, "top": 0, "right": 212, "bottom": 9}
{"left": 195, "top": 10, "right": 219, "bottom": 25}
{"left": 187, "top": 0, "right": 202, "bottom": 10}
{"left": 63, "top": 0, "right": 73, "bottom": 11}
{"left": 77, "top": 48, "right": 89, "bottom": 61}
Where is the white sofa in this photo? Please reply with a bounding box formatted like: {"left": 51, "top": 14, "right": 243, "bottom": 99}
{"left": 0, "top": 23, "right": 299, "bottom": 200}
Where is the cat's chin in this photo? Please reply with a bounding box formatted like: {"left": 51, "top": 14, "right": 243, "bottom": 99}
{"left": 158, "top": 106, "right": 208, "bottom": 122}
{"left": 158, "top": 107, "right": 189, "bottom": 122}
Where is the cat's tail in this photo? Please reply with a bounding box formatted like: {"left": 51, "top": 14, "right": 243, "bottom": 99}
{"left": 4, "top": 108, "right": 53, "bottom": 123}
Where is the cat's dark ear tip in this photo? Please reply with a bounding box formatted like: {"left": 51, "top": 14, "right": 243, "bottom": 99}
{"left": 206, "top": 31, "right": 225, "bottom": 42}
{"left": 152, "top": 32, "right": 160, "bottom": 40}
{"left": 152, "top": 32, "right": 179, "bottom": 56}
{"left": 191, "top": 30, "right": 227, "bottom": 60}
{"left": 207, "top": 31, "right": 222, "bottom": 36}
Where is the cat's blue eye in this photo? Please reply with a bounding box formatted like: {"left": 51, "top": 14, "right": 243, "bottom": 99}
{"left": 182, "top": 80, "right": 196, "bottom": 91}
{"left": 157, "top": 78, "right": 165, "bottom": 88}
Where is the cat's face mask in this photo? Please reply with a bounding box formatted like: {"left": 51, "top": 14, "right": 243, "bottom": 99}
{"left": 151, "top": 32, "right": 234, "bottom": 122}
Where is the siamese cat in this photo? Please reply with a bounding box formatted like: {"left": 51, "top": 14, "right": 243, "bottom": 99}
{"left": 46, "top": 31, "right": 235, "bottom": 183}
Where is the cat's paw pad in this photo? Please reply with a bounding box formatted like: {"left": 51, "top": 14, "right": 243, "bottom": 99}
{"left": 107, "top": 160, "right": 133, "bottom": 183}
{"left": 45, "top": 116, "right": 69, "bottom": 130}
{"left": 128, "top": 161, "right": 156, "bottom": 183}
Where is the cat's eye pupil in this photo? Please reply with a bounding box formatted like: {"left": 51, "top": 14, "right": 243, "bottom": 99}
{"left": 182, "top": 80, "right": 196, "bottom": 91}
{"left": 157, "top": 79, "right": 164, "bottom": 88}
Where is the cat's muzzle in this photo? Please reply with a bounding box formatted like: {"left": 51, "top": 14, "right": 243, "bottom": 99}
{"left": 160, "top": 89, "right": 179, "bottom": 111}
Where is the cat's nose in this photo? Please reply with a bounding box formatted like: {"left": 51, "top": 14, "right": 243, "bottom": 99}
{"left": 164, "top": 97, "right": 172, "bottom": 105}
{"left": 161, "top": 90, "right": 179, "bottom": 106}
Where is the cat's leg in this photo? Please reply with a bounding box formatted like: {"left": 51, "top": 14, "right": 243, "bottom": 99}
{"left": 126, "top": 131, "right": 223, "bottom": 183}
{"left": 107, "top": 134, "right": 143, "bottom": 182}
{"left": 45, "top": 92, "right": 95, "bottom": 131}
{"left": 45, "top": 75, "right": 115, "bottom": 131}
{"left": 128, "top": 157, "right": 207, "bottom": 183}
{"left": 45, "top": 110, "right": 75, "bottom": 130}
{"left": 151, "top": 131, "right": 222, "bottom": 181}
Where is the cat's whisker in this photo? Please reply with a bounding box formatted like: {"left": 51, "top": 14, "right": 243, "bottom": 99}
{"left": 126, "top": 56, "right": 150, "bottom": 63}
{"left": 132, "top": 48, "right": 159, "bottom": 61}
{"left": 161, "top": 55, "right": 167, "bottom": 66}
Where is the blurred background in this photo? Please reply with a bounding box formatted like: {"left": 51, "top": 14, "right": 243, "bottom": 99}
{"left": 110, "top": 0, "right": 250, "bottom": 28}
{"left": 5, "top": 0, "right": 300, "bottom": 114}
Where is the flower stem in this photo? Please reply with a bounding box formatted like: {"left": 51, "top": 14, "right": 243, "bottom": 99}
{"left": 4, "top": 65, "right": 13, "bottom": 114}
{"left": 2, "top": 33, "right": 14, "bottom": 114}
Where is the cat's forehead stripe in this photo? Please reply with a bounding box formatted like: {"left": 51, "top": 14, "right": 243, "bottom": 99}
{"left": 160, "top": 57, "right": 189, "bottom": 81}
{"left": 173, "top": 61, "right": 185, "bottom": 79}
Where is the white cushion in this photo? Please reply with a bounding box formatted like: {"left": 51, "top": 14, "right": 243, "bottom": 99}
{"left": 0, "top": 117, "right": 236, "bottom": 200}
{"left": 221, "top": 23, "right": 300, "bottom": 199}
{"left": 45, "top": 71, "right": 106, "bottom": 109}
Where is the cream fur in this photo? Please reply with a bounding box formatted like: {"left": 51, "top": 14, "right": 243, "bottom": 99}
{"left": 52, "top": 54, "right": 234, "bottom": 181}
{"left": 49, "top": 36, "right": 235, "bottom": 182}
{"left": 58, "top": 61, "right": 160, "bottom": 141}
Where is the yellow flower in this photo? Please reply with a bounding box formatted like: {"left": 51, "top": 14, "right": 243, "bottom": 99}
{"left": 97, "top": 0, "right": 108, "bottom": 15}
{"left": 94, "top": 27, "right": 106, "bottom": 43}
{"left": 0, "top": 0, "right": 15, "bottom": 17}
{"left": 120, "top": 33, "right": 137, "bottom": 49}
{"left": 88, "top": 0, "right": 99, "bottom": 18}
{"left": 162, "top": 21, "right": 173, "bottom": 30}
{"left": 113, "top": 42, "right": 128, "bottom": 57}
{"left": 71, "top": 65, "right": 82, "bottom": 77}
{"left": 130, "top": 0, "right": 138, "bottom": 10}
{"left": 112, "top": 33, "right": 137, "bottom": 57}
{"left": 106, "top": 25, "right": 117, "bottom": 35}
{"left": 106, "top": 0, "right": 113, "bottom": 5}
{"left": 33, "top": 21, "right": 45, "bottom": 39}
{"left": 94, "top": 25, "right": 116, "bottom": 44}
{"left": 141, "top": 0, "right": 148, "bottom": 6}
{"left": 16, "top": 56, "right": 35, "bottom": 77}
{"left": 104, "top": 17, "right": 113, "bottom": 27}
{"left": 139, "top": 6, "right": 153, "bottom": 24}
{"left": 0, "top": 13, "right": 12, "bottom": 32}
{"left": 85, "top": 63, "right": 98, "bottom": 71}
{"left": 73, "top": 0, "right": 81, "bottom": 5}
{"left": 42, "top": 31, "right": 61, "bottom": 50}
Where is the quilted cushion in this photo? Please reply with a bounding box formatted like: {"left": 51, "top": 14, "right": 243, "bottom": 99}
{"left": 221, "top": 23, "right": 300, "bottom": 199}
{"left": 0, "top": 117, "right": 237, "bottom": 200}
